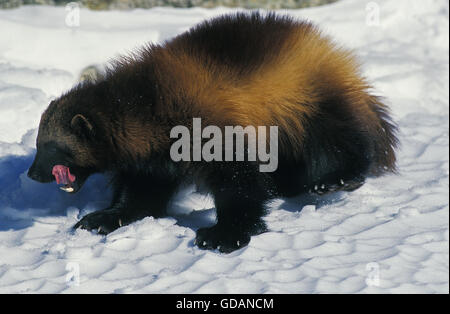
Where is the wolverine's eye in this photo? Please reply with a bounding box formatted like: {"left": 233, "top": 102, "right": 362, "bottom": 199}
{"left": 43, "top": 142, "right": 59, "bottom": 154}
{"left": 43, "top": 141, "right": 71, "bottom": 158}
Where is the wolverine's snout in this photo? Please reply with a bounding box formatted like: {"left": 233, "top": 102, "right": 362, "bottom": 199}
{"left": 27, "top": 165, "right": 39, "bottom": 181}
{"left": 27, "top": 158, "right": 54, "bottom": 183}
{"left": 27, "top": 163, "right": 44, "bottom": 182}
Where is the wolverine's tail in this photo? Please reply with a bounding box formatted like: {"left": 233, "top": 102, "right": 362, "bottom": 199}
{"left": 367, "top": 95, "right": 399, "bottom": 175}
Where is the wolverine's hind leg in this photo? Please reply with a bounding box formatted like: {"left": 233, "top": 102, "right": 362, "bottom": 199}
{"left": 272, "top": 157, "right": 366, "bottom": 197}
{"left": 74, "top": 171, "right": 178, "bottom": 234}
{"left": 309, "top": 176, "right": 365, "bottom": 195}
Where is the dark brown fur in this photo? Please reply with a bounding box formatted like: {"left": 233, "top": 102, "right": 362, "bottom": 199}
{"left": 28, "top": 12, "right": 398, "bottom": 253}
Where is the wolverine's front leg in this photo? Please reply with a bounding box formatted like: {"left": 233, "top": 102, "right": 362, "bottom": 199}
{"left": 195, "top": 162, "right": 273, "bottom": 253}
{"left": 74, "top": 172, "right": 178, "bottom": 234}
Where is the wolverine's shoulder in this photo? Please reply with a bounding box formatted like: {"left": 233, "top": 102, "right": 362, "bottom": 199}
{"left": 166, "top": 12, "right": 316, "bottom": 71}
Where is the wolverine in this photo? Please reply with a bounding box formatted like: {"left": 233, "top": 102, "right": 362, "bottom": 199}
{"left": 27, "top": 12, "right": 398, "bottom": 253}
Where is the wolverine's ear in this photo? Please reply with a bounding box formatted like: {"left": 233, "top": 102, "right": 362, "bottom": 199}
{"left": 71, "top": 114, "right": 93, "bottom": 137}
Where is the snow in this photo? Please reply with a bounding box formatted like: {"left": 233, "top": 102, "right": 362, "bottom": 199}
{"left": 0, "top": 0, "right": 448, "bottom": 293}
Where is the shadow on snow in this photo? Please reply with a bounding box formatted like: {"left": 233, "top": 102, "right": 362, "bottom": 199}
{"left": 0, "top": 153, "right": 345, "bottom": 233}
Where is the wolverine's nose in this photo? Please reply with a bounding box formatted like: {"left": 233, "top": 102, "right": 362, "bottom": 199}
{"left": 27, "top": 164, "right": 45, "bottom": 182}
{"left": 27, "top": 167, "right": 40, "bottom": 181}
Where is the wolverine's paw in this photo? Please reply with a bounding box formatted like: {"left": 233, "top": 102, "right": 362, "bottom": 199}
{"left": 73, "top": 208, "right": 124, "bottom": 235}
{"left": 310, "top": 177, "right": 365, "bottom": 195}
{"left": 195, "top": 225, "right": 252, "bottom": 253}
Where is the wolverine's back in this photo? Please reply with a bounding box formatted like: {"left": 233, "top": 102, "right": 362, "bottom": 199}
{"left": 149, "top": 12, "right": 396, "bottom": 176}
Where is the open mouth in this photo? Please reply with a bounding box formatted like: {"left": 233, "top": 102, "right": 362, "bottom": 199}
{"left": 52, "top": 165, "right": 77, "bottom": 193}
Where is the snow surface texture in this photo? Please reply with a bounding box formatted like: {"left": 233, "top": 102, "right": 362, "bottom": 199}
{"left": 0, "top": 0, "right": 448, "bottom": 293}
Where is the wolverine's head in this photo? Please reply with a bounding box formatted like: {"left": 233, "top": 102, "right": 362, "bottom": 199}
{"left": 28, "top": 97, "right": 104, "bottom": 193}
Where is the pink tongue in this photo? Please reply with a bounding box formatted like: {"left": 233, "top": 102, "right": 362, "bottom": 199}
{"left": 52, "top": 165, "right": 76, "bottom": 185}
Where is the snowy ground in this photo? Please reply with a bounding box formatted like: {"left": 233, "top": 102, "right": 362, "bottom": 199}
{"left": 0, "top": 0, "right": 448, "bottom": 293}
